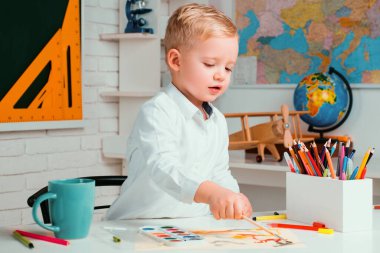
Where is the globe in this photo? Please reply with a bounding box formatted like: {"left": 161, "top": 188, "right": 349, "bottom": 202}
{"left": 293, "top": 67, "right": 353, "bottom": 136}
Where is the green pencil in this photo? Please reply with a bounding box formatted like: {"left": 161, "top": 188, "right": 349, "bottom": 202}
{"left": 13, "top": 231, "right": 34, "bottom": 249}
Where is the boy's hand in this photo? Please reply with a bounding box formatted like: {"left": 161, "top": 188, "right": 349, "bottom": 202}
{"left": 194, "top": 181, "right": 252, "bottom": 220}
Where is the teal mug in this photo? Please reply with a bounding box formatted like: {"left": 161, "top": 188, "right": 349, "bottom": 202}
{"left": 32, "top": 178, "right": 95, "bottom": 239}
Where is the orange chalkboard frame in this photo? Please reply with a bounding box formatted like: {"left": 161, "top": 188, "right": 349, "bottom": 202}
{"left": 0, "top": 0, "right": 83, "bottom": 131}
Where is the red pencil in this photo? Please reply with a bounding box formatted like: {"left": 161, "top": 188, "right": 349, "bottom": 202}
{"left": 360, "top": 166, "right": 368, "bottom": 179}
{"left": 15, "top": 230, "right": 70, "bottom": 246}
{"left": 268, "top": 223, "right": 318, "bottom": 231}
{"left": 306, "top": 149, "right": 322, "bottom": 177}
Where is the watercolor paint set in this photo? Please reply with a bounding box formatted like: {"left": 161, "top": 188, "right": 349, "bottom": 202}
{"left": 139, "top": 225, "right": 205, "bottom": 246}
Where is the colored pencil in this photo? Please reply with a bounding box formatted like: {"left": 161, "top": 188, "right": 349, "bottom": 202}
{"left": 315, "top": 151, "right": 327, "bottom": 176}
{"left": 305, "top": 148, "right": 322, "bottom": 176}
{"left": 360, "top": 167, "right": 368, "bottom": 179}
{"left": 356, "top": 148, "right": 371, "bottom": 179}
{"left": 289, "top": 146, "right": 304, "bottom": 174}
{"left": 311, "top": 141, "right": 319, "bottom": 162}
{"left": 346, "top": 158, "right": 353, "bottom": 179}
{"left": 283, "top": 152, "right": 295, "bottom": 173}
{"left": 338, "top": 142, "right": 345, "bottom": 179}
{"left": 342, "top": 156, "right": 348, "bottom": 174}
{"left": 16, "top": 230, "right": 70, "bottom": 246}
{"left": 320, "top": 144, "right": 327, "bottom": 165}
{"left": 324, "top": 149, "right": 336, "bottom": 179}
{"left": 292, "top": 158, "right": 300, "bottom": 173}
{"left": 330, "top": 141, "right": 338, "bottom": 156}
{"left": 298, "top": 149, "right": 313, "bottom": 176}
{"left": 365, "top": 148, "right": 375, "bottom": 166}
{"left": 345, "top": 139, "right": 351, "bottom": 155}
{"left": 350, "top": 166, "right": 359, "bottom": 180}
{"left": 13, "top": 231, "right": 34, "bottom": 249}
{"left": 348, "top": 149, "right": 356, "bottom": 159}
{"left": 269, "top": 223, "right": 319, "bottom": 231}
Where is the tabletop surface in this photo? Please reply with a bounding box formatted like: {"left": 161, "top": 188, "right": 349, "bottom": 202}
{"left": 1, "top": 211, "right": 379, "bottom": 253}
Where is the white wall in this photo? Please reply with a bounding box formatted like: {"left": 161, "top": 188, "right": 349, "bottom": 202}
{"left": 0, "top": 0, "right": 123, "bottom": 226}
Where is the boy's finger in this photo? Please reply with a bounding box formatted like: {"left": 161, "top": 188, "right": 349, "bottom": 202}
{"left": 219, "top": 205, "right": 226, "bottom": 219}
{"left": 243, "top": 203, "right": 253, "bottom": 217}
{"left": 213, "top": 210, "right": 221, "bottom": 220}
{"left": 233, "top": 200, "right": 244, "bottom": 219}
{"left": 225, "top": 203, "right": 234, "bottom": 219}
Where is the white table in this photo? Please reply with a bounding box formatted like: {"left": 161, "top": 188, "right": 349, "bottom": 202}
{"left": 1, "top": 211, "right": 379, "bottom": 253}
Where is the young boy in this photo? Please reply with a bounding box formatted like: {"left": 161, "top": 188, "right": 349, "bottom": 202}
{"left": 106, "top": 3, "right": 252, "bottom": 220}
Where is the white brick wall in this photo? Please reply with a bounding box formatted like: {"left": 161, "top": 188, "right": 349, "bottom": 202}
{"left": 0, "top": 1, "right": 123, "bottom": 225}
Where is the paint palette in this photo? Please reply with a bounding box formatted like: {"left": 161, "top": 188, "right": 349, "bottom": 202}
{"left": 139, "top": 225, "right": 205, "bottom": 247}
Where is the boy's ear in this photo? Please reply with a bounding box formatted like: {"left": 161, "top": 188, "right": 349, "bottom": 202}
{"left": 166, "top": 49, "right": 181, "bottom": 72}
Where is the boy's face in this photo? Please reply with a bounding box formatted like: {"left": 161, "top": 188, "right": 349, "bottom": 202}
{"left": 169, "top": 36, "right": 238, "bottom": 109}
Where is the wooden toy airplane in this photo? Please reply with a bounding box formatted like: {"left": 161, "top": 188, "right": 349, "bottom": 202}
{"left": 224, "top": 104, "right": 314, "bottom": 163}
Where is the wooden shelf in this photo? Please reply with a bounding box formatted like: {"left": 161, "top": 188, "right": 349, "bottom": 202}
{"left": 229, "top": 151, "right": 288, "bottom": 172}
{"left": 101, "top": 91, "right": 157, "bottom": 98}
{"left": 100, "top": 33, "right": 157, "bottom": 41}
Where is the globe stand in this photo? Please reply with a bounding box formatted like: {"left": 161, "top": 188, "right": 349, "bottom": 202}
{"left": 309, "top": 129, "right": 338, "bottom": 145}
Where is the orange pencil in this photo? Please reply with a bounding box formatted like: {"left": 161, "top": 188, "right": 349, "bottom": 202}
{"left": 325, "top": 149, "right": 336, "bottom": 179}
{"left": 302, "top": 147, "right": 316, "bottom": 176}
{"left": 312, "top": 142, "right": 319, "bottom": 160}
{"left": 298, "top": 149, "right": 313, "bottom": 175}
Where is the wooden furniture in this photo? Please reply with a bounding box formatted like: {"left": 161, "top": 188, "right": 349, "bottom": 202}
{"left": 225, "top": 105, "right": 314, "bottom": 162}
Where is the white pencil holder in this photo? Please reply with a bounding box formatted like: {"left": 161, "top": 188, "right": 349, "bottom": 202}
{"left": 286, "top": 172, "right": 373, "bottom": 232}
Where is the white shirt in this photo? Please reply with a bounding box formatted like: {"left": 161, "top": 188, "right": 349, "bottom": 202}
{"left": 106, "top": 83, "right": 239, "bottom": 220}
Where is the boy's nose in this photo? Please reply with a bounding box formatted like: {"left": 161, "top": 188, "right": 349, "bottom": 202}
{"left": 213, "top": 71, "right": 225, "bottom": 82}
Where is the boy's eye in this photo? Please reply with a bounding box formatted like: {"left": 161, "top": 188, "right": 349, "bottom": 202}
{"left": 204, "top": 63, "right": 214, "bottom": 67}
{"left": 225, "top": 67, "right": 233, "bottom": 72}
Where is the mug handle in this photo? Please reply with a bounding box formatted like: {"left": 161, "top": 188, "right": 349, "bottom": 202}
{"left": 32, "top": 192, "right": 60, "bottom": 232}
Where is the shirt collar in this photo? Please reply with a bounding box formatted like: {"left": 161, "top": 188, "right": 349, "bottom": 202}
{"left": 165, "top": 83, "right": 214, "bottom": 120}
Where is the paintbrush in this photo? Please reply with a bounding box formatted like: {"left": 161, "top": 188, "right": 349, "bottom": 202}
{"left": 242, "top": 216, "right": 293, "bottom": 246}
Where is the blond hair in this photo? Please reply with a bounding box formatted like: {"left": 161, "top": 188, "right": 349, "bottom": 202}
{"left": 163, "top": 3, "right": 237, "bottom": 53}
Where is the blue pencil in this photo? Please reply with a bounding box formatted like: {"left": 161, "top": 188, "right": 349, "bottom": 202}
{"left": 349, "top": 166, "right": 359, "bottom": 180}
{"left": 330, "top": 142, "right": 338, "bottom": 156}
{"left": 348, "top": 149, "right": 356, "bottom": 159}
{"left": 342, "top": 156, "right": 348, "bottom": 174}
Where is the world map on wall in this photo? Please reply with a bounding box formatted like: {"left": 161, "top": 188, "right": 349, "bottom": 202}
{"left": 236, "top": 0, "right": 380, "bottom": 84}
